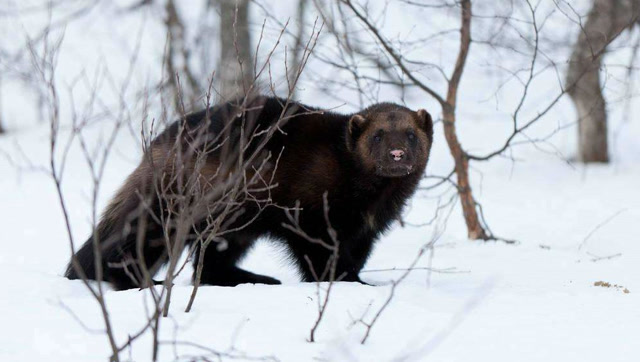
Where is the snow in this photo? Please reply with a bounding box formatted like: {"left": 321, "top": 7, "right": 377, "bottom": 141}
{"left": 1, "top": 0, "right": 639, "bottom": 361}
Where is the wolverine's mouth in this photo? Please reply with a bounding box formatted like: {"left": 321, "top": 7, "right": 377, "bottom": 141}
{"left": 376, "top": 164, "right": 414, "bottom": 177}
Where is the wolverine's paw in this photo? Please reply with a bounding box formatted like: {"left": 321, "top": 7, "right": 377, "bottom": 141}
{"left": 232, "top": 269, "right": 281, "bottom": 285}
{"left": 138, "top": 279, "right": 173, "bottom": 290}
{"left": 338, "top": 272, "right": 371, "bottom": 285}
{"left": 199, "top": 267, "right": 281, "bottom": 286}
{"left": 250, "top": 274, "right": 282, "bottom": 285}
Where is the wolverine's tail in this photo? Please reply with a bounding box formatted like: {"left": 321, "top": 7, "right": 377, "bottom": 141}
{"left": 64, "top": 237, "right": 99, "bottom": 280}
{"left": 63, "top": 162, "right": 159, "bottom": 289}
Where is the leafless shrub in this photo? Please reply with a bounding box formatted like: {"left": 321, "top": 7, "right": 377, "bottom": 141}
{"left": 22, "top": 4, "right": 323, "bottom": 360}
{"left": 352, "top": 182, "right": 458, "bottom": 344}
{"left": 309, "top": 0, "right": 640, "bottom": 244}
{"left": 8, "top": 1, "right": 640, "bottom": 361}
{"left": 281, "top": 192, "right": 341, "bottom": 342}
{"left": 31, "top": 23, "right": 123, "bottom": 362}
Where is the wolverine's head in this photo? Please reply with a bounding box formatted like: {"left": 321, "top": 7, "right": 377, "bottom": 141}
{"left": 347, "top": 103, "right": 433, "bottom": 178}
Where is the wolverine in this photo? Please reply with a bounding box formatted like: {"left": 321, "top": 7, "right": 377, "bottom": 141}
{"left": 65, "top": 95, "right": 433, "bottom": 290}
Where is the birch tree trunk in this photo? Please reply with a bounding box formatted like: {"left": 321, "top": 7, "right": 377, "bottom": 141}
{"left": 566, "top": 0, "right": 639, "bottom": 163}
{"left": 217, "top": 0, "right": 254, "bottom": 99}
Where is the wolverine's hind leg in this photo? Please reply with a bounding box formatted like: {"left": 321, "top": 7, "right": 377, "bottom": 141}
{"left": 66, "top": 231, "right": 170, "bottom": 291}
{"left": 100, "top": 234, "right": 170, "bottom": 290}
{"left": 192, "top": 232, "right": 281, "bottom": 286}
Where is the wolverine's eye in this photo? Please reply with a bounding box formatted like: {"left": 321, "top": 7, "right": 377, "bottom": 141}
{"left": 407, "top": 132, "right": 416, "bottom": 141}
{"left": 373, "top": 130, "right": 383, "bottom": 142}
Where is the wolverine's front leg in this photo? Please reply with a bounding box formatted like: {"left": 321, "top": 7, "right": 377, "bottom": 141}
{"left": 192, "top": 231, "right": 281, "bottom": 286}
{"left": 288, "top": 236, "right": 368, "bottom": 284}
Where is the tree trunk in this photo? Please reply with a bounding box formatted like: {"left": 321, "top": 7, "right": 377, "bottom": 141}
{"left": 443, "top": 106, "right": 488, "bottom": 240}
{"left": 217, "top": 0, "right": 254, "bottom": 99}
{"left": 288, "top": 0, "right": 309, "bottom": 98}
{"left": 164, "top": 0, "right": 202, "bottom": 109}
{"left": 566, "top": 0, "right": 639, "bottom": 163}
{"left": 443, "top": 0, "right": 489, "bottom": 240}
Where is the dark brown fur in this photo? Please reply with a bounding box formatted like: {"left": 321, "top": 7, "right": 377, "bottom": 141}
{"left": 65, "top": 96, "right": 433, "bottom": 289}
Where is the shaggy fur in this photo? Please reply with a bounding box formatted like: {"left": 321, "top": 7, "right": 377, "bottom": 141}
{"left": 65, "top": 96, "right": 433, "bottom": 290}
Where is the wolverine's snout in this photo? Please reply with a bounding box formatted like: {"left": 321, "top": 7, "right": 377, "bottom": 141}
{"left": 390, "top": 149, "right": 405, "bottom": 161}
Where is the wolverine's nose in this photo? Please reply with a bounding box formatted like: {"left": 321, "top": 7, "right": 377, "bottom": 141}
{"left": 390, "top": 149, "right": 405, "bottom": 161}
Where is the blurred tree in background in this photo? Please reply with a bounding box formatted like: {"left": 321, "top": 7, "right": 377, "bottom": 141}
{"left": 217, "top": 0, "right": 254, "bottom": 99}
{"left": 566, "top": 0, "right": 640, "bottom": 163}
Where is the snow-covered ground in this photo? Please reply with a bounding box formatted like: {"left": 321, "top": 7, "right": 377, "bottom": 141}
{"left": 1, "top": 1, "right": 638, "bottom": 361}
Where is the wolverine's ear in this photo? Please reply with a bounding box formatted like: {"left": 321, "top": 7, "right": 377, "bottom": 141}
{"left": 417, "top": 109, "right": 433, "bottom": 139}
{"left": 348, "top": 114, "right": 367, "bottom": 136}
